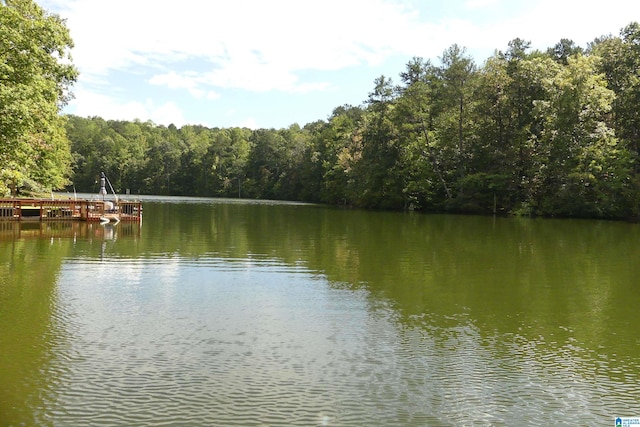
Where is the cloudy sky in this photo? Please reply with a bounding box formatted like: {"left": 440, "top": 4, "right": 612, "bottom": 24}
{"left": 42, "top": 0, "right": 640, "bottom": 130}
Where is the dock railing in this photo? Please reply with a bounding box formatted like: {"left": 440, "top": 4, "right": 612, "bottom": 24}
{"left": 0, "top": 198, "right": 142, "bottom": 222}
{"left": 0, "top": 199, "right": 19, "bottom": 220}
{"left": 82, "top": 200, "right": 142, "bottom": 222}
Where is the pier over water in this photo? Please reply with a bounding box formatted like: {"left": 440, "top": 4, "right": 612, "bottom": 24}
{"left": 0, "top": 198, "right": 142, "bottom": 222}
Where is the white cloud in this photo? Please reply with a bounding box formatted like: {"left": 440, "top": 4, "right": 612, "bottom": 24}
{"left": 419, "top": 0, "right": 640, "bottom": 63}
{"left": 148, "top": 72, "right": 222, "bottom": 99}
{"left": 47, "top": 0, "right": 640, "bottom": 128}
{"left": 522, "top": 0, "right": 634, "bottom": 47}
{"left": 151, "top": 102, "right": 187, "bottom": 127}
{"left": 52, "top": 0, "right": 640, "bottom": 81}
{"left": 52, "top": 0, "right": 432, "bottom": 94}
{"left": 464, "top": 0, "right": 498, "bottom": 8}
{"left": 149, "top": 71, "right": 205, "bottom": 98}
{"left": 69, "top": 86, "right": 187, "bottom": 127}
{"left": 239, "top": 118, "right": 259, "bottom": 130}
{"left": 149, "top": 71, "right": 196, "bottom": 91}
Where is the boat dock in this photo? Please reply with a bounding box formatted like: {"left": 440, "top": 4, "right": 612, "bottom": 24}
{"left": 0, "top": 198, "right": 142, "bottom": 223}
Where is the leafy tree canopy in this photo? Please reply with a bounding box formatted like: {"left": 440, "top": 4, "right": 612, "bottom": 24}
{"left": 0, "top": 0, "right": 77, "bottom": 195}
{"left": 15, "top": 14, "right": 635, "bottom": 220}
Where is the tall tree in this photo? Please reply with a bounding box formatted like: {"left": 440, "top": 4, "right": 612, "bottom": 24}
{"left": 244, "top": 129, "right": 290, "bottom": 199}
{"left": 144, "top": 125, "right": 183, "bottom": 195}
{"left": 434, "top": 44, "right": 476, "bottom": 202}
{"left": 0, "top": 0, "right": 77, "bottom": 195}
{"left": 547, "top": 38, "right": 584, "bottom": 64}
{"left": 395, "top": 57, "right": 452, "bottom": 207}
{"left": 356, "top": 75, "right": 403, "bottom": 208}
{"left": 528, "top": 55, "right": 628, "bottom": 217}
{"left": 469, "top": 54, "right": 516, "bottom": 212}
{"left": 314, "top": 106, "right": 364, "bottom": 205}
{"left": 592, "top": 22, "right": 640, "bottom": 215}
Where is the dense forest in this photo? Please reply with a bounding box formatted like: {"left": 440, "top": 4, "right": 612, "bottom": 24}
{"left": 3, "top": 1, "right": 640, "bottom": 218}
{"left": 66, "top": 22, "right": 640, "bottom": 219}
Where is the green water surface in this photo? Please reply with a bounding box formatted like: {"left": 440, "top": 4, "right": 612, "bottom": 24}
{"left": 1, "top": 199, "right": 639, "bottom": 426}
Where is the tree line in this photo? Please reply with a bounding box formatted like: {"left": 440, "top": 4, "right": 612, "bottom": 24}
{"left": 66, "top": 23, "right": 640, "bottom": 219}
{"left": 3, "top": 0, "right": 640, "bottom": 218}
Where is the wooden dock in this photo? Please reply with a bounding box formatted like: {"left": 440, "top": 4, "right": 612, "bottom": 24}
{"left": 0, "top": 198, "right": 142, "bottom": 222}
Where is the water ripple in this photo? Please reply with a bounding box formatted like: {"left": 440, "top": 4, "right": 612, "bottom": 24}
{"left": 30, "top": 257, "right": 640, "bottom": 426}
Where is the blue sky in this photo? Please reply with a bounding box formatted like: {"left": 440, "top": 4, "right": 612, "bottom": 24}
{"left": 42, "top": 0, "right": 640, "bottom": 130}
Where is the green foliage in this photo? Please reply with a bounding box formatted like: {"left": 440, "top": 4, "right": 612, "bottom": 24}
{"left": 0, "top": 0, "right": 77, "bottom": 195}
{"left": 526, "top": 55, "right": 625, "bottom": 217}
{"left": 4, "top": 1, "right": 636, "bottom": 219}
{"left": 63, "top": 22, "right": 640, "bottom": 219}
{"left": 591, "top": 23, "right": 640, "bottom": 186}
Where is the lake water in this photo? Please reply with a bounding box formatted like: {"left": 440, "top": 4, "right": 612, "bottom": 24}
{"left": 1, "top": 197, "right": 639, "bottom": 426}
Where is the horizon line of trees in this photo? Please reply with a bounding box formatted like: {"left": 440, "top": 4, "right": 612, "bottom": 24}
{"left": 66, "top": 22, "right": 640, "bottom": 219}
{"left": 3, "top": 0, "right": 639, "bottom": 219}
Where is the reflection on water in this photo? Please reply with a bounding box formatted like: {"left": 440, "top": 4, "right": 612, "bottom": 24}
{"left": 0, "top": 220, "right": 141, "bottom": 241}
{"left": 1, "top": 200, "right": 640, "bottom": 426}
